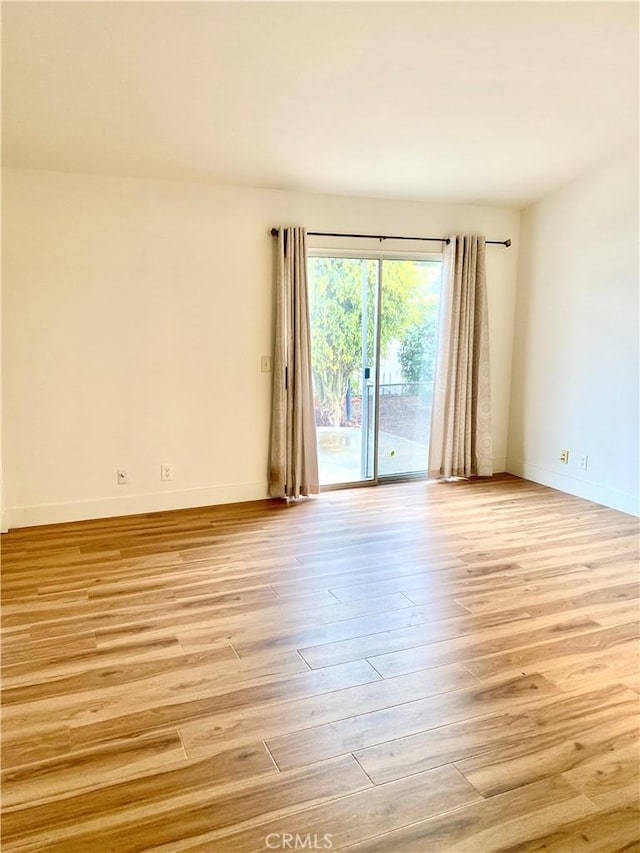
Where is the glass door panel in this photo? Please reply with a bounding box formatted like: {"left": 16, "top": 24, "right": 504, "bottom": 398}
{"left": 377, "top": 259, "right": 441, "bottom": 478}
{"left": 308, "top": 257, "right": 379, "bottom": 486}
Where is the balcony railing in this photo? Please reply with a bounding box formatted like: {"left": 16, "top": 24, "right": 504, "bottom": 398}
{"left": 378, "top": 380, "right": 433, "bottom": 398}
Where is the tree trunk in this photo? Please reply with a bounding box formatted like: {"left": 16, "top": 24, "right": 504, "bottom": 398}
{"left": 315, "top": 369, "right": 347, "bottom": 427}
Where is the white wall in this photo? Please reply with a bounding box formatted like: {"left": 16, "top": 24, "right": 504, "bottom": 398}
{"left": 0, "top": 168, "right": 4, "bottom": 532}
{"left": 2, "top": 168, "right": 519, "bottom": 528}
{"left": 507, "top": 146, "right": 639, "bottom": 516}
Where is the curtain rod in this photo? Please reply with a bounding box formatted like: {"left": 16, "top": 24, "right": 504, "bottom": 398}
{"left": 269, "top": 228, "right": 511, "bottom": 247}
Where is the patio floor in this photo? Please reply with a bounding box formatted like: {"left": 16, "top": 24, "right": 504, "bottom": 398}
{"left": 317, "top": 426, "right": 428, "bottom": 485}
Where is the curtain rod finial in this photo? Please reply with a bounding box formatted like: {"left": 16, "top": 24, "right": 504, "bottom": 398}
{"left": 505, "top": 238, "right": 512, "bottom": 248}
{"left": 270, "top": 228, "right": 279, "bottom": 237}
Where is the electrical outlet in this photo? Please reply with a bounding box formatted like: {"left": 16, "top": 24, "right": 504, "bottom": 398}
{"left": 559, "top": 449, "right": 569, "bottom": 464}
{"left": 117, "top": 469, "right": 129, "bottom": 485}
{"left": 261, "top": 356, "right": 273, "bottom": 373}
{"left": 161, "top": 464, "right": 174, "bottom": 482}
{"left": 579, "top": 455, "right": 589, "bottom": 470}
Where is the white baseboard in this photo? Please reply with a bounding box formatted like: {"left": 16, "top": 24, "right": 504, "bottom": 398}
{"left": 506, "top": 459, "right": 639, "bottom": 517}
{"left": 5, "top": 481, "right": 270, "bottom": 529}
{"left": 10, "top": 461, "right": 631, "bottom": 529}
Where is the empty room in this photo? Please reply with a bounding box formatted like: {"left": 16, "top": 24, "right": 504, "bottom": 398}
{"left": 1, "top": 1, "right": 639, "bottom": 851}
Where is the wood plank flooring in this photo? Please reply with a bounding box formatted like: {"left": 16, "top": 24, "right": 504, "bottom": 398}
{"left": 1, "top": 474, "right": 639, "bottom": 852}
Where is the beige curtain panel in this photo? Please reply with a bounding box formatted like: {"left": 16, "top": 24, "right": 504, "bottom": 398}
{"left": 428, "top": 235, "right": 493, "bottom": 479}
{"left": 269, "top": 227, "right": 320, "bottom": 499}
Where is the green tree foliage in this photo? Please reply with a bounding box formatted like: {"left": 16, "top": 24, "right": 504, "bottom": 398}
{"left": 398, "top": 301, "right": 440, "bottom": 384}
{"left": 308, "top": 258, "right": 426, "bottom": 426}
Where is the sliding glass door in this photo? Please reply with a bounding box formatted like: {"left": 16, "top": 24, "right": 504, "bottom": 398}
{"left": 376, "top": 259, "right": 441, "bottom": 478}
{"left": 307, "top": 257, "right": 379, "bottom": 485}
{"left": 308, "top": 253, "right": 441, "bottom": 488}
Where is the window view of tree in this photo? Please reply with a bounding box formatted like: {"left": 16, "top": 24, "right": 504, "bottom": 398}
{"left": 398, "top": 303, "right": 439, "bottom": 384}
{"left": 308, "top": 257, "right": 376, "bottom": 427}
{"left": 308, "top": 256, "right": 440, "bottom": 426}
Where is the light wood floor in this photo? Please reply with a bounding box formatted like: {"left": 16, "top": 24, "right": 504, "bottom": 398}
{"left": 1, "top": 474, "right": 639, "bottom": 852}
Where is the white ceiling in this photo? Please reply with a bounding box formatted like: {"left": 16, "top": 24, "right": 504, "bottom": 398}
{"left": 2, "top": 1, "right": 638, "bottom": 206}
